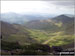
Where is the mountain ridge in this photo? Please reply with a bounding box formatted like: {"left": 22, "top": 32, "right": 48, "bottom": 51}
{"left": 25, "top": 14, "right": 74, "bottom": 34}
{"left": 1, "top": 21, "right": 38, "bottom": 45}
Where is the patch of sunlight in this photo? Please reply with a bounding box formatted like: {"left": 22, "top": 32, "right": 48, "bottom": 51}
{"left": 55, "top": 22, "right": 62, "bottom": 27}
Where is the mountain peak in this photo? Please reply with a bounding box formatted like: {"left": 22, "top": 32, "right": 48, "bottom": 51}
{"left": 56, "top": 14, "right": 74, "bottom": 18}
{"left": 52, "top": 14, "right": 70, "bottom": 20}
{"left": 57, "top": 14, "right": 69, "bottom": 17}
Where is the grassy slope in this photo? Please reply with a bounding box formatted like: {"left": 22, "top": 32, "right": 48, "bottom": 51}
{"left": 1, "top": 23, "right": 38, "bottom": 45}
{"left": 26, "top": 15, "right": 74, "bottom": 46}
{"left": 27, "top": 29, "right": 74, "bottom": 46}
{"left": 1, "top": 19, "right": 74, "bottom": 46}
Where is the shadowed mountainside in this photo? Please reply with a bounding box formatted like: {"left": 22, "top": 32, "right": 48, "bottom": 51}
{"left": 0, "top": 21, "right": 38, "bottom": 45}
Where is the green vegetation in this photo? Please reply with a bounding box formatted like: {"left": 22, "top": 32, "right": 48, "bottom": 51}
{"left": 2, "top": 34, "right": 38, "bottom": 45}
{"left": 2, "top": 25, "right": 74, "bottom": 46}
{"left": 1, "top": 41, "right": 50, "bottom": 55}
{"left": 46, "top": 35, "right": 74, "bottom": 46}
{"left": 28, "top": 29, "right": 50, "bottom": 43}
{"left": 28, "top": 30, "right": 74, "bottom": 46}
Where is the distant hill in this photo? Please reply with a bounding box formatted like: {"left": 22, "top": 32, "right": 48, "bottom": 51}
{"left": 25, "top": 14, "right": 74, "bottom": 34}
{"left": 0, "top": 21, "right": 38, "bottom": 45}
{"left": 25, "top": 19, "right": 60, "bottom": 32}
{"left": 52, "top": 15, "right": 74, "bottom": 24}
{"left": 52, "top": 15, "right": 74, "bottom": 34}
{"left": 1, "top": 12, "right": 53, "bottom": 24}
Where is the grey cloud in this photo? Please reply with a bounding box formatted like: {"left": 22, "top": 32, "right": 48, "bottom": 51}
{"left": 53, "top": 1, "right": 74, "bottom": 8}
{"left": 47, "top": 0, "right": 75, "bottom": 8}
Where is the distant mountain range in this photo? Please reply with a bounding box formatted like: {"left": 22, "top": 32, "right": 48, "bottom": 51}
{"left": 1, "top": 12, "right": 55, "bottom": 24}
{"left": 1, "top": 13, "right": 74, "bottom": 35}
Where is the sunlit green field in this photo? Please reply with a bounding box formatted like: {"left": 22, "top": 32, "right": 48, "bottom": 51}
{"left": 27, "top": 29, "right": 74, "bottom": 46}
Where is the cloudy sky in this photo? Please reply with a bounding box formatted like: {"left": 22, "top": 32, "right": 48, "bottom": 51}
{"left": 1, "top": 0, "right": 74, "bottom": 15}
